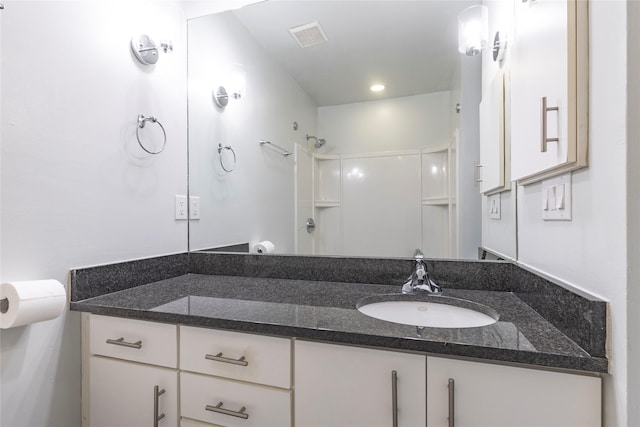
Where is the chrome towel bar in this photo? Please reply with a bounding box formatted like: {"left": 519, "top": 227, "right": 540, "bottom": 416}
{"left": 259, "top": 140, "right": 291, "bottom": 157}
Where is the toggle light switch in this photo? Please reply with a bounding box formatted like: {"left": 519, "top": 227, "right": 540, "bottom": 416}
{"left": 542, "top": 173, "right": 572, "bottom": 221}
{"left": 555, "top": 184, "right": 565, "bottom": 210}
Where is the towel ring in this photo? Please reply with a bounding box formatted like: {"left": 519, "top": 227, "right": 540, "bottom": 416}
{"left": 136, "top": 114, "right": 167, "bottom": 154}
{"left": 218, "top": 143, "right": 236, "bottom": 172}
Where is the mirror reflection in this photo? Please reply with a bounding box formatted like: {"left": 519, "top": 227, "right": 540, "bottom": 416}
{"left": 188, "top": 0, "right": 491, "bottom": 259}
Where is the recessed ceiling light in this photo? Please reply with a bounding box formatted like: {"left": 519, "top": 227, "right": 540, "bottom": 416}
{"left": 370, "top": 84, "right": 385, "bottom": 92}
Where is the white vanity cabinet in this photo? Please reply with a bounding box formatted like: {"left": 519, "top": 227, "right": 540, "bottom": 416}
{"left": 426, "top": 356, "right": 601, "bottom": 427}
{"left": 509, "top": 0, "right": 588, "bottom": 185}
{"left": 294, "top": 340, "right": 426, "bottom": 427}
{"left": 85, "top": 315, "right": 602, "bottom": 427}
{"left": 87, "top": 315, "right": 179, "bottom": 427}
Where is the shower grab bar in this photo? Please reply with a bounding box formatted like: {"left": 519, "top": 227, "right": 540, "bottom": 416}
{"left": 259, "top": 140, "right": 291, "bottom": 157}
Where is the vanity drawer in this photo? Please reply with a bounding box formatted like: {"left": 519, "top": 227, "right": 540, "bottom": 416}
{"left": 181, "top": 372, "right": 291, "bottom": 427}
{"left": 89, "top": 314, "right": 177, "bottom": 368}
{"left": 180, "top": 326, "right": 291, "bottom": 388}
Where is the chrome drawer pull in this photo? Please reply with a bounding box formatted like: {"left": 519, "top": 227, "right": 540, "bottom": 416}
{"left": 391, "top": 370, "right": 398, "bottom": 427}
{"left": 205, "top": 402, "right": 249, "bottom": 419}
{"left": 105, "top": 337, "right": 142, "bottom": 349}
{"left": 153, "top": 386, "right": 166, "bottom": 427}
{"left": 205, "top": 352, "right": 249, "bottom": 367}
{"left": 448, "top": 378, "right": 455, "bottom": 427}
{"left": 541, "top": 96, "right": 559, "bottom": 152}
{"left": 474, "top": 160, "right": 483, "bottom": 187}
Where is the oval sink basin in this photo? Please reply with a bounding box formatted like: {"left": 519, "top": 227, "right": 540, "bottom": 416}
{"left": 356, "top": 295, "right": 499, "bottom": 328}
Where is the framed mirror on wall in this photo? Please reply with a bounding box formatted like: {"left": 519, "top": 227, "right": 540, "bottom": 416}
{"left": 186, "top": 0, "right": 517, "bottom": 261}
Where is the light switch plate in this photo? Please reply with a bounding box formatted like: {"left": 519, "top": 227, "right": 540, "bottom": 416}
{"left": 189, "top": 196, "right": 201, "bottom": 220}
{"left": 488, "top": 193, "right": 501, "bottom": 220}
{"left": 542, "top": 172, "right": 572, "bottom": 221}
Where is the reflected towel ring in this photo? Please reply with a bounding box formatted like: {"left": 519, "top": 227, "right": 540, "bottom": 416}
{"left": 136, "top": 114, "right": 167, "bottom": 154}
{"left": 218, "top": 143, "right": 236, "bottom": 172}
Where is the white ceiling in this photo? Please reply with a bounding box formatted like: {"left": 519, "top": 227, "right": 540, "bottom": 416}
{"left": 232, "top": 0, "right": 480, "bottom": 106}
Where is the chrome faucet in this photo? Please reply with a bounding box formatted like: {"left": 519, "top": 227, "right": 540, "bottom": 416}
{"left": 402, "top": 254, "right": 443, "bottom": 295}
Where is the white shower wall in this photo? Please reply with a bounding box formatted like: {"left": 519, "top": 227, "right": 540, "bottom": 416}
{"left": 313, "top": 92, "right": 457, "bottom": 258}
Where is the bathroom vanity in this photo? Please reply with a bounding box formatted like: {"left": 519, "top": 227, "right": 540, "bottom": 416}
{"left": 71, "top": 253, "right": 606, "bottom": 427}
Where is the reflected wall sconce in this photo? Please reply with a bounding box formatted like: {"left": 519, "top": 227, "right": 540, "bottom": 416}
{"left": 213, "top": 65, "right": 247, "bottom": 109}
{"left": 131, "top": 34, "right": 173, "bottom": 65}
{"left": 458, "top": 5, "right": 488, "bottom": 56}
{"left": 457, "top": 5, "right": 507, "bottom": 62}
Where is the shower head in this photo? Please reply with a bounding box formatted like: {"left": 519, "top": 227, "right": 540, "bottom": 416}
{"left": 306, "top": 134, "right": 327, "bottom": 149}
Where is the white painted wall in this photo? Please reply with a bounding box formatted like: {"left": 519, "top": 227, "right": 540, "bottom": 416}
{"left": 0, "top": 2, "right": 189, "bottom": 426}
{"left": 513, "top": 3, "right": 627, "bottom": 426}
{"left": 317, "top": 91, "right": 452, "bottom": 154}
{"left": 187, "top": 10, "right": 317, "bottom": 253}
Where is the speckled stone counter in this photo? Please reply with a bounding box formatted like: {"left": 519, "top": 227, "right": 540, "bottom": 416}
{"left": 70, "top": 254, "right": 609, "bottom": 374}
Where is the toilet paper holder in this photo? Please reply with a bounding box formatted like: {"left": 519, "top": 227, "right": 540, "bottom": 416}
{"left": 0, "top": 298, "right": 7, "bottom": 314}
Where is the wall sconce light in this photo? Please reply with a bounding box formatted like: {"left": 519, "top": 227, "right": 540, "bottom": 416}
{"left": 457, "top": 6, "right": 507, "bottom": 63}
{"left": 492, "top": 31, "right": 507, "bottom": 62}
{"left": 458, "top": 5, "right": 488, "bottom": 56}
{"left": 213, "top": 65, "right": 247, "bottom": 109}
{"left": 131, "top": 34, "right": 173, "bottom": 65}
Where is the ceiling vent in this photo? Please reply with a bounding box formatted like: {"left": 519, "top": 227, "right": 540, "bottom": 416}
{"left": 289, "top": 21, "right": 328, "bottom": 48}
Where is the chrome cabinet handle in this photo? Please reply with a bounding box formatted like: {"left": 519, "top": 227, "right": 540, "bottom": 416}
{"left": 105, "top": 337, "right": 142, "bottom": 349}
{"left": 474, "top": 161, "right": 483, "bottom": 187}
{"left": 153, "top": 386, "right": 166, "bottom": 427}
{"left": 391, "top": 370, "right": 398, "bottom": 427}
{"left": 205, "top": 352, "right": 249, "bottom": 367}
{"left": 205, "top": 402, "right": 249, "bottom": 419}
{"left": 448, "top": 378, "right": 455, "bottom": 427}
{"left": 541, "top": 96, "right": 559, "bottom": 152}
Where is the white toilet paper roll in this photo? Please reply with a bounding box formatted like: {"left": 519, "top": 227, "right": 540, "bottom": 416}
{"left": 0, "top": 279, "right": 67, "bottom": 329}
{"left": 254, "top": 240, "right": 275, "bottom": 254}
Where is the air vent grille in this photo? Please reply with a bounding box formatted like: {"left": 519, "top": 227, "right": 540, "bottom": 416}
{"left": 289, "top": 21, "right": 328, "bottom": 48}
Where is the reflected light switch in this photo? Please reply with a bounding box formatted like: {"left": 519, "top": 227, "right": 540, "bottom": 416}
{"left": 489, "top": 194, "right": 501, "bottom": 220}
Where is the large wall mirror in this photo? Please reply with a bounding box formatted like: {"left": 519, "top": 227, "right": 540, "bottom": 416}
{"left": 187, "top": 0, "right": 513, "bottom": 260}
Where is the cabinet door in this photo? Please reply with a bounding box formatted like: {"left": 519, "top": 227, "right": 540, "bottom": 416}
{"left": 295, "top": 340, "right": 426, "bottom": 427}
{"left": 510, "top": 0, "right": 588, "bottom": 184}
{"left": 426, "top": 356, "right": 601, "bottom": 427}
{"left": 90, "top": 356, "right": 178, "bottom": 427}
{"left": 479, "top": 71, "right": 505, "bottom": 193}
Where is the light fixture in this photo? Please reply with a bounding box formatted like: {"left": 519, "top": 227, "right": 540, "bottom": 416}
{"left": 131, "top": 34, "right": 173, "bottom": 66}
{"left": 492, "top": 31, "right": 507, "bottom": 62}
{"left": 370, "top": 84, "right": 385, "bottom": 92}
{"left": 213, "top": 65, "right": 247, "bottom": 109}
{"left": 457, "top": 5, "right": 488, "bottom": 56}
{"left": 213, "top": 86, "right": 229, "bottom": 108}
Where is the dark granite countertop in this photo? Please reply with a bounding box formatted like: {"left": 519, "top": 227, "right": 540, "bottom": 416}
{"left": 70, "top": 273, "right": 608, "bottom": 373}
